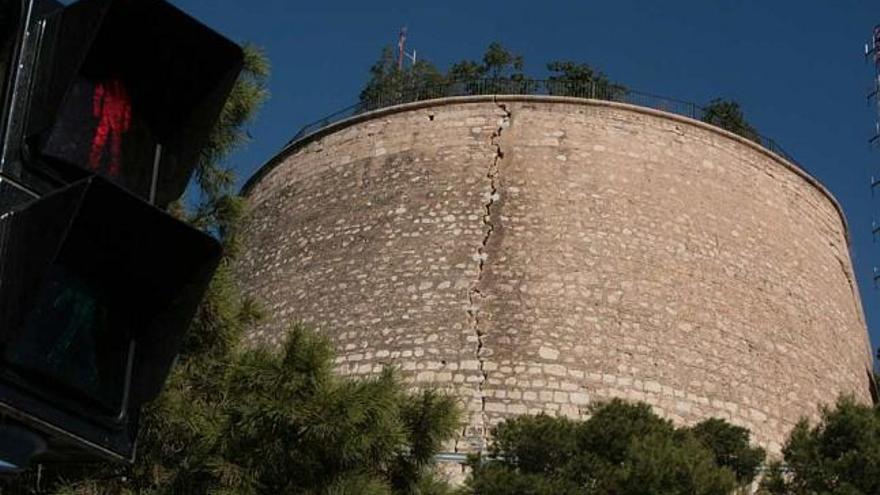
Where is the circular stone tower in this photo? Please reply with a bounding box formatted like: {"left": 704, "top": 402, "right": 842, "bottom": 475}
{"left": 236, "top": 96, "right": 874, "bottom": 455}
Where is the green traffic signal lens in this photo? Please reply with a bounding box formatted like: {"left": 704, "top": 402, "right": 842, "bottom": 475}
{"left": 5, "top": 264, "right": 131, "bottom": 416}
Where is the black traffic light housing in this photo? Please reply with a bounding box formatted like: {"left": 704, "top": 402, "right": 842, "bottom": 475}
{"left": 0, "top": 177, "right": 220, "bottom": 461}
{"left": 0, "top": 0, "right": 242, "bottom": 466}
{"left": 3, "top": 0, "right": 242, "bottom": 207}
{"left": 35, "top": 0, "right": 242, "bottom": 206}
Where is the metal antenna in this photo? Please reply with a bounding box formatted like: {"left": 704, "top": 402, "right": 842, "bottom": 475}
{"left": 397, "top": 26, "right": 407, "bottom": 70}
{"left": 397, "top": 25, "right": 417, "bottom": 69}
{"left": 867, "top": 26, "right": 880, "bottom": 284}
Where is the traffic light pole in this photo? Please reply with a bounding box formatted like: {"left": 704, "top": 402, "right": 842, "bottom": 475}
{"left": 1, "top": 0, "right": 64, "bottom": 206}
{"left": 0, "top": 0, "right": 31, "bottom": 178}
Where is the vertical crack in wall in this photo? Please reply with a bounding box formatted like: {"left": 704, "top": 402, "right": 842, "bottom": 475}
{"left": 465, "top": 98, "right": 511, "bottom": 451}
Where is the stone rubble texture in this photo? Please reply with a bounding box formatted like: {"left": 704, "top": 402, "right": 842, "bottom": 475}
{"left": 236, "top": 96, "right": 874, "bottom": 456}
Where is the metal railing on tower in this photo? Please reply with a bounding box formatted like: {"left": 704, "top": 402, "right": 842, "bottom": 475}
{"left": 284, "top": 78, "right": 802, "bottom": 174}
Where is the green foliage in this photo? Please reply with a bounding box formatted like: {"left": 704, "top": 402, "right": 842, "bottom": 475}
{"left": 481, "top": 42, "right": 524, "bottom": 80}
{"left": 187, "top": 44, "right": 269, "bottom": 243}
{"left": 358, "top": 45, "right": 445, "bottom": 110}
{"left": 615, "top": 431, "right": 737, "bottom": 495}
{"left": 389, "top": 390, "right": 463, "bottom": 493}
{"left": 357, "top": 44, "right": 767, "bottom": 146}
{"left": 197, "top": 326, "right": 459, "bottom": 494}
{"left": 466, "top": 399, "right": 763, "bottom": 495}
{"left": 447, "top": 42, "right": 529, "bottom": 94}
{"left": 26, "top": 327, "right": 459, "bottom": 495}
{"left": 10, "top": 325, "right": 459, "bottom": 495}
{"left": 758, "top": 461, "right": 789, "bottom": 495}
{"left": 489, "top": 413, "right": 577, "bottom": 475}
{"left": 700, "top": 98, "right": 760, "bottom": 143}
{"left": 687, "top": 418, "right": 766, "bottom": 485}
{"left": 759, "top": 396, "right": 880, "bottom": 495}
{"left": 576, "top": 399, "right": 674, "bottom": 466}
{"left": 445, "top": 60, "right": 483, "bottom": 86}
{"left": 546, "top": 60, "right": 627, "bottom": 99}
{"left": 360, "top": 42, "right": 627, "bottom": 101}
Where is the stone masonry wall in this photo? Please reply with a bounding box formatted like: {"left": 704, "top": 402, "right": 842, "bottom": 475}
{"left": 236, "top": 96, "right": 874, "bottom": 456}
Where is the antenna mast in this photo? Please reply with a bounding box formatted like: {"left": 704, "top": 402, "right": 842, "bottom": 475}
{"left": 397, "top": 26, "right": 417, "bottom": 70}
{"left": 398, "top": 26, "right": 407, "bottom": 70}
{"left": 867, "top": 26, "right": 880, "bottom": 286}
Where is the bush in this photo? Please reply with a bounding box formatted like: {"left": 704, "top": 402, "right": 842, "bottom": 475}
{"left": 700, "top": 98, "right": 760, "bottom": 143}
{"left": 759, "top": 396, "right": 880, "bottom": 495}
{"left": 466, "top": 399, "right": 764, "bottom": 495}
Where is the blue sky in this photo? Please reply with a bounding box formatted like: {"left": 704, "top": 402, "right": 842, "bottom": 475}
{"left": 174, "top": 0, "right": 880, "bottom": 355}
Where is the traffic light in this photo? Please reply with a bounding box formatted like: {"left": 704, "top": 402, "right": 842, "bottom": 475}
{"left": 2, "top": 0, "right": 241, "bottom": 207}
{"left": 0, "top": 0, "right": 242, "bottom": 467}
{"left": 0, "top": 177, "right": 221, "bottom": 463}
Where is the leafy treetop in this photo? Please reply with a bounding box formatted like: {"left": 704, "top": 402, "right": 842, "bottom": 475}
{"left": 466, "top": 399, "right": 765, "bottom": 495}
{"left": 700, "top": 98, "right": 760, "bottom": 143}
{"left": 759, "top": 396, "right": 880, "bottom": 495}
{"left": 358, "top": 43, "right": 759, "bottom": 141}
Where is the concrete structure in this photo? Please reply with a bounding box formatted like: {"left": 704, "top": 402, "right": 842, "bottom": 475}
{"left": 236, "top": 96, "right": 874, "bottom": 456}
